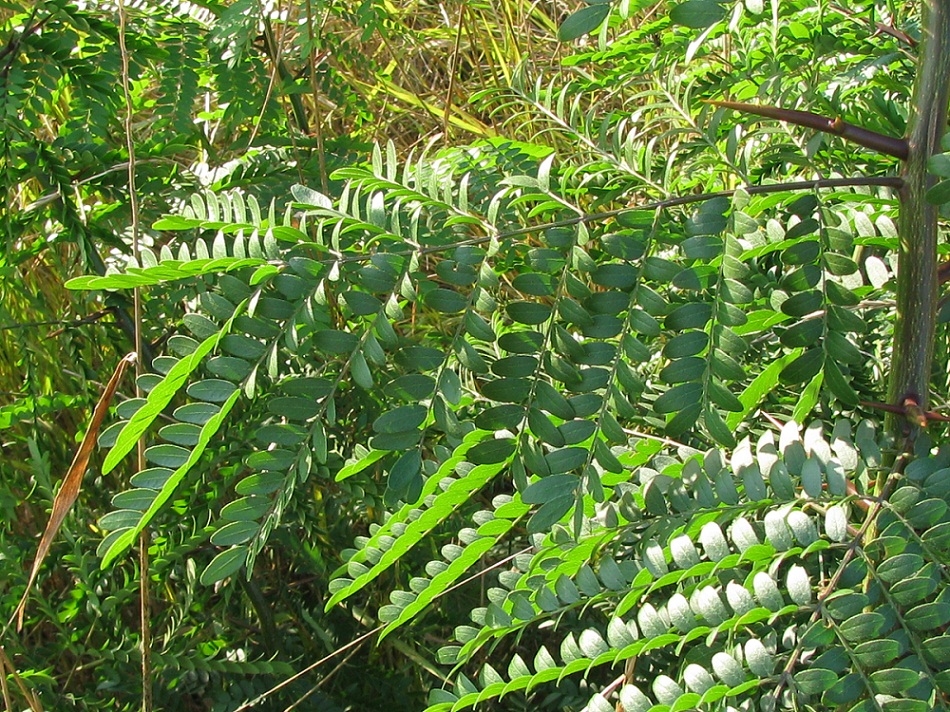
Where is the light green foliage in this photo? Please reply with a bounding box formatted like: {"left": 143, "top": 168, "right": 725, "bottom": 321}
{"left": 425, "top": 424, "right": 950, "bottom": 711}
{"left": 1, "top": 0, "right": 562, "bottom": 706}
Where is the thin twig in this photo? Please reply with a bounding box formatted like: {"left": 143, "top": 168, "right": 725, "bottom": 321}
{"left": 442, "top": 2, "right": 466, "bottom": 141}
{"left": 305, "top": 175, "right": 904, "bottom": 268}
{"left": 115, "top": 1, "right": 151, "bottom": 709}
{"left": 233, "top": 546, "right": 533, "bottom": 710}
{"left": 282, "top": 640, "right": 363, "bottom": 711}
{"left": 0, "top": 646, "right": 43, "bottom": 711}
{"left": 0, "top": 308, "right": 116, "bottom": 333}
{"left": 829, "top": 3, "right": 917, "bottom": 48}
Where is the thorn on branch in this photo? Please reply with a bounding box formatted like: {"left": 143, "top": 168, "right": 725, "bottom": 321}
{"left": 939, "top": 260, "right": 950, "bottom": 284}
{"left": 705, "top": 100, "right": 909, "bottom": 160}
{"left": 860, "top": 396, "right": 950, "bottom": 430}
{"left": 829, "top": 3, "right": 917, "bottom": 49}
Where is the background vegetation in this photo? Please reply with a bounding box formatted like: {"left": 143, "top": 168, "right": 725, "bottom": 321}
{"left": 1, "top": 0, "right": 949, "bottom": 711}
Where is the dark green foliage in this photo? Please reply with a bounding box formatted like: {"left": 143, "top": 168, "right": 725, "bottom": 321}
{"left": 5, "top": 0, "right": 950, "bottom": 710}
{"left": 79, "top": 49, "right": 919, "bottom": 712}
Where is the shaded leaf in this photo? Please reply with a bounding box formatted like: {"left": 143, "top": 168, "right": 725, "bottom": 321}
{"left": 670, "top": 0, "right": 726, "bottom": 28}
{"left": 558, "top": 4, "right": 611, "bottom": 42}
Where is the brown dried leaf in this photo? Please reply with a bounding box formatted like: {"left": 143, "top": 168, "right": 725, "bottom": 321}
{"left": 10, "top": 353, "right": 136, "bottom": 631}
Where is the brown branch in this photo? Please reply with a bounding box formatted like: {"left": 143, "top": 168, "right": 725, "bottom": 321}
{"left": 705, "top": 100, "right": 909, "bottom": 160}
{"left": 860, "top": 396, "right": 950, "bottom": 428}
{"left": 0, "top": 10, "right": 51, "bottom": 81}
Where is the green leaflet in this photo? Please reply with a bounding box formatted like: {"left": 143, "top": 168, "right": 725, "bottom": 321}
{"left": 65, "top": 257, "right": 266, "bottom": 290}
{"left": 102, "top": 326, "right": 235, "bottom": 474}
{"left": 200, "top": 546, "right": 247, "bottom": 585}
{"left": 100, "top": 389, "right": 241, "bottom": 568}
{"left": 325, "top": 439, "right": 512, "bottom": 611}
{"left": 336, "top": 447, "right": 389, "bottom": 480}
{"left": 557, "top": 4, "right": 610, "bottom": 42}
{"left": 727, "top": 349, "right": 801, "bottom": 429}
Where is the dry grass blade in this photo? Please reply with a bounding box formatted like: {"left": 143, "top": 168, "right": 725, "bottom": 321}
{"left": 0, "top": 646, "right": 43, "bottom": 712}
{"left": 9, "top": 352, "right": 136, "bottom": 632}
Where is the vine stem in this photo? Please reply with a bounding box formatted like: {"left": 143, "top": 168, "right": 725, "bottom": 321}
{"left": 319, "top": 176, "right": 904, "bottom": 268}
{"left": 115, "top": 1, "right": 151, "bottom": 709}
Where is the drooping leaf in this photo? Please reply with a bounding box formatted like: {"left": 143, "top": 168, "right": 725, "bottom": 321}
{"left": 557, "top": 3, "right": 611, "bottom": 42}
{"left": 101, "top": 390, "right": 242, "bottom": 568}
{"left": 13, "top": 353, "right": 135, "bottom": 629}
{"left": 669, "top": 0, "right": 726, "bottom": 29}
{"left": 103, "top": 330, "right": 233, "bottom": 474}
